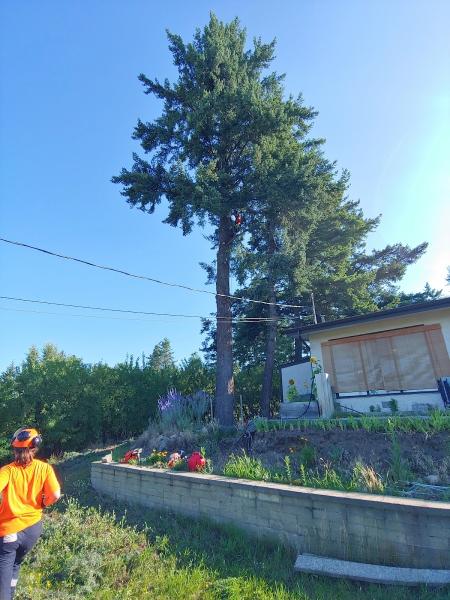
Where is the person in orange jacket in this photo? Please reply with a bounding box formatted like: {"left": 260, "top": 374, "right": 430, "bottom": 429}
{"left": 0, "top": 427, "right": 60, "bottom": 600}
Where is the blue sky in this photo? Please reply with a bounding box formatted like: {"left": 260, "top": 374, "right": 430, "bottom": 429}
{"left": 1, "top": 0, "right": 449, "bottom": 371}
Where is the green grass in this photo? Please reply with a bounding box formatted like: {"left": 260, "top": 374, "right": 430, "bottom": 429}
{"left": 254, "top": 411, "right": 450, "bottom": 434}
{"left": 223, "top": 452, "right": 386, "bottom": 494}
{"left": 12, "top": 449, "right": 449, "bottom": 599}
{"left": 223, "top": 452, "right": 271, "bottom": 481}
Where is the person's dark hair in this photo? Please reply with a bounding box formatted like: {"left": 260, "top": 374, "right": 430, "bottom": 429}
{"left": 13, "top": 447, "right": 38, "bottom": 466}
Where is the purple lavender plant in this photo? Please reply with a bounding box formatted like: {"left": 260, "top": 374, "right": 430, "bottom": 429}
{"left": 156, "top": 387, "right": 211, "bottom": 431}
{"left": 157, "top": 387, "right": 183, "bottom": 413}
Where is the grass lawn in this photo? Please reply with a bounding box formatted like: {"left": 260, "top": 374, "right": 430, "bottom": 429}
{"left": 14, "top": 447, "right": 450, "bottom": 599}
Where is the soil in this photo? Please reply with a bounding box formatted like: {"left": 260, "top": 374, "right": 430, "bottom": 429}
{"left": 140, "top": 427, "right": 450, "bottom": 486}
{"left": 251, "top": 429, "right": 450, "bottom": 481}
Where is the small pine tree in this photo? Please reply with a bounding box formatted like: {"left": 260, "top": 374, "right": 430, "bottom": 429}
{"left": 147, "top": 339, "right": 175, "bottom": 371}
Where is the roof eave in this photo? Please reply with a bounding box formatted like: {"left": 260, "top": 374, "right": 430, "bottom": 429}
{"left": 284, "top": 297, "right": 450, "bottom": 338}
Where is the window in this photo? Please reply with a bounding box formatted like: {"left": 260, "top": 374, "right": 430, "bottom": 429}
{"left": 321, "top": 324, "right": 450, "bottom": 394}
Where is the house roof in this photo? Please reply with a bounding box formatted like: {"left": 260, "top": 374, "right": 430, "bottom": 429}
{"left": 284, "top": 297, "right": 450, "bottom": 337}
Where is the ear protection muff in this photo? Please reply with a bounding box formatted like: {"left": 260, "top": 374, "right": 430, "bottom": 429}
{"left": 11, "top": 427, "right": 42, "bottom": 449}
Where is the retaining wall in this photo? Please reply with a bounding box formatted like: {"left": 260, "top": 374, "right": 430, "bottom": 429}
{"left": 91, "top": 462, "right": 450, "bottom": 569}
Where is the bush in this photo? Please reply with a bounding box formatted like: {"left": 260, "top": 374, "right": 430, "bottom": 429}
{"left": 157, "top": 388, "right": 211, "bottom": 430}
{"left": 297, "top": 444, "right": 316, "bottom": 468}
{"left": 0, "top": 343, "right": 217, "bottom": 454}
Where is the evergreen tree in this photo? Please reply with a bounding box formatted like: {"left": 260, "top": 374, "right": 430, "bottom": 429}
{"left": 230, "top": 200, "right": 427, "bottom": 415}
{"left": 378, "top": 282, "right": 442, "bottom": 308}
{"left": 147, "top": 338, "right": 176, "bottom": 371}
{"left": 231, "top": 129, "right": 346, "bottom": 415}
{"left": 113, "top": 15, "right": 313, "bottom": 425}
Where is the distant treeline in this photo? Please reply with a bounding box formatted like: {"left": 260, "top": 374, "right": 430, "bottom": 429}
{"left": 0, "top": 342, "right": 276, "bottom": 455}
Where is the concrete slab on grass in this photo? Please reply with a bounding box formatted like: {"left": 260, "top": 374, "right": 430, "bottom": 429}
{"left": 294, "top": 554, "right": 450, "bottom": 586}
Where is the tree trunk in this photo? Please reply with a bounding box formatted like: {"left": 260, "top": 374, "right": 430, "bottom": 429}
{"left": 215, "top": 215, "right": 235, "bottom": 426}
{"left": 260, "top": 230, "right": 278, "bottom": 418}
{"left": 260, "top": 283, "right": 277, "bottom": 418}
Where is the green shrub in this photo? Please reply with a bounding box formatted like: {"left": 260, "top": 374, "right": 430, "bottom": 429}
{"left": 388, "top": 398, "right": 399, "bottom": 414}
{"left": 297, "top": 444, "right": 316, "bottom": 468}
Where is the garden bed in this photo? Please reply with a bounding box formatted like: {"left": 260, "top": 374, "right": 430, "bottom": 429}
{"left": 132, "top": 414, "right": 450, "bottom": 500}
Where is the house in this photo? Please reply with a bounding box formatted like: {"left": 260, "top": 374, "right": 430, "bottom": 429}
{"left": 284, "top": 297, "right": 450, "bottom": 415}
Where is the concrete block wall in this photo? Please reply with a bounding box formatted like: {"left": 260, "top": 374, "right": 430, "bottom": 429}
{"left": 91, "top": 462, "right": 450, "bottom": 569}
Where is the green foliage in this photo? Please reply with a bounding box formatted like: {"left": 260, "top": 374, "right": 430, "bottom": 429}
{"left": 283, "top": 455, "right": 293, "bottom": 482}
{"left": 175, "top": 353, "right": 214, "bottom": 396}
{"left": 158, "top": 388, "right": 211, "bottom": 431}
{"left": 0, "top": 343, "right": 215, "bottom": 454}
{"left": 388, "top": 398, "right": 399, "bottom": 414}
{"left": 143, "top": 450, "right": 168, "bottom": 467}
{"left": 233, "top": 363, "right": 281, "bottom": 419}
{"left": 223, "top": 452, "right": 271, "bottom": 481}
{"left": 297, "top": 444, "right": 316, "bottom": 468}
{"left": 113, "top": 13, "right": 320, "bottom": 425}
{"left": 351, "top": 462, "right": 385, "bottom": 493}
{"left": 388, "top": 435, "right": 412, "bottom": 484}
{"left": 380, "top": 282, "right": 442, "bottom": 309}
{"left": 286, "top": 382, "right": 299, "bottom": 402}
{"left": 297, "top": 463, "right": 347, "bottom": 491}
{"left": 146, "top": 338, "right": 175, "bottom": 371}
{"left": 0, "top": 437, "right": 11, "bottom": 466}
{"left": 253, "top": 413, "right": 450, "bottom": 434}
{"left": 222, "top": 450, "right": 385, "bottom": 495}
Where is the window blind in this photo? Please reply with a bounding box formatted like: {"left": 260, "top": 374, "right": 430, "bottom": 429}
{"left": 321, "top": 324, "right": 450, "bottom": 393}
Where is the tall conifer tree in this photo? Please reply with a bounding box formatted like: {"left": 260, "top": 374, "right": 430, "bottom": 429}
{"left": 113, "top": 15, "right": 313, "bottom": 424}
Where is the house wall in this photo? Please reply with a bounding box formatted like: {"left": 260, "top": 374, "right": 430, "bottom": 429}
{"left": 309, "top": 308, "right": 450, "bottom": 412}
{"left": 335, "top": 391, "right": 442, "bottom": 414}
{"left": 280, "top": 361, "right": 312, "bottom": 402}
{"left": 91, "top": 461, "right": 450, "bottom": 569}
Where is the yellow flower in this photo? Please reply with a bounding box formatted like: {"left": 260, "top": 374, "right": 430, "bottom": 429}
{"left": 310, "top": 356, "right": 318, "bottom": 364}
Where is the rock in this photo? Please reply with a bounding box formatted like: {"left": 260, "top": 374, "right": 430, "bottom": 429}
{"left": 424, "top": 475, "right": 440, "bottom": 485}
{"left": 156, "top": 435, "right": 170, "bottom": 451}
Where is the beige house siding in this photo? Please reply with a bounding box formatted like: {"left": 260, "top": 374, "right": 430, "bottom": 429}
{"left": 309, "top": 307, "right": 450, "bottom": 413}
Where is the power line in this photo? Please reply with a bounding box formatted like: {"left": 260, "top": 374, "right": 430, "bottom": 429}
{"left": 0, "top": 303, "right": 279, "bottom": 325}
{"left": 0, "top": 295, "right": 281, "bottom": 323}
{"left": 0, "top": 306, "right": 185, "bottom": 324}
{"left": 0, "top": 237, "right": 308, "bottom": 310}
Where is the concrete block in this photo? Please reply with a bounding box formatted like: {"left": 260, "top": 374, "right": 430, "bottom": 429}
{"left": 294, "top": 554, "right": 450, "bottom": 586}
